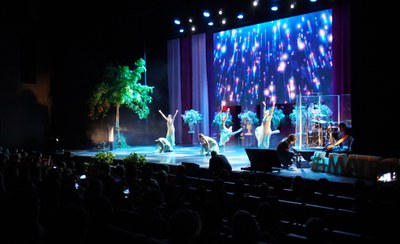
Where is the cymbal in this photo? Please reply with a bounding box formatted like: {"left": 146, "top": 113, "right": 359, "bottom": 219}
{"left": 312, "top": 113, "right": 328, "bottom": 117}
{"left": 327, "top": 126, "right": 338, "bottom": 129}
{"left": 311, "top": 119, "right": 327, "bottom": 124}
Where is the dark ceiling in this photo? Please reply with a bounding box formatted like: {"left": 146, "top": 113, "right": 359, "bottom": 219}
{"left": 1, "top": 0, "right": 343, "bottom": 40}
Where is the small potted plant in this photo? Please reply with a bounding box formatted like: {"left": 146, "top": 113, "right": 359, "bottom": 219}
{"left": 94, "top": 151, "right": 116, "bottom": 165}
{"left": 122, "top": 152, "right": 147, "bottom": 169}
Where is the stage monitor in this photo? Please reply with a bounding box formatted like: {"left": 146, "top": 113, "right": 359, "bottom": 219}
{"left": 245, "top": 148, "right": 282, "bottom": 172}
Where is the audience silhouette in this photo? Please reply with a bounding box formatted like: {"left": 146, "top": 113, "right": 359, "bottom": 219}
{"left": 0, "top": 144, "right": 394, "bottom": 244}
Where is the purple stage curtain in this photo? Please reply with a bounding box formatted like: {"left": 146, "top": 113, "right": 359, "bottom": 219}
{"left": 191, "top": 33, "right": 210, "bottom": 143}
{"left": 179, "top": 36, "right": 193, "bottom": 144}
{"left": 168, "top": 34, "right": 211, "bottom": 144}
{"left": 167, "top": 38, "right": 183, "bottom": 144}
{"left": 332, "top": 1, "right": 351, "bottom": 95}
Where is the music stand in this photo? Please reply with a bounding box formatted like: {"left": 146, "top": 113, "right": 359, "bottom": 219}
{"left": 244, "top": 148, "right": 281, "bottom": 173}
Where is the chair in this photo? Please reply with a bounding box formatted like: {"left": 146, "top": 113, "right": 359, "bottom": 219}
{"left": 277, "top": 199, "right": 305, "bottom": 224}
{"left": 181, "top": 162, "right": 200, "bottom": 177}
{"left": 303, "top": 203, "right": 336, "bottom": 229}
{"left": 330, "top": 229, "right": 368, "bottom": 243}
{"left": 283, "top": 233, "right": 308, "bottom": 244}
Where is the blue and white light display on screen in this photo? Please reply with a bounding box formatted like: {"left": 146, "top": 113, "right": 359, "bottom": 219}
{"left": 213, "top": 9, "right": 332, "bottom": 106}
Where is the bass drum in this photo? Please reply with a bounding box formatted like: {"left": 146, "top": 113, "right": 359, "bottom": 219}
{"left": 307, "top": 131, "right": 324, "bottom": 148}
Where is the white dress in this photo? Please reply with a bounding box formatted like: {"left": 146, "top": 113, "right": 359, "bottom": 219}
{"left": 200, "top": 135, "right": 219, "bottom": 155}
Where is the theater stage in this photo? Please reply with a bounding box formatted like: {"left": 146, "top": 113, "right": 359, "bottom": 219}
{"left": 66, "top": 144, "right": 370, "bottom": 186}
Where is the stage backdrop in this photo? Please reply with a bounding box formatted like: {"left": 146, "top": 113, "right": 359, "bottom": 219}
{"left": 168, "top": 5, "right": 351, "bottom": 146}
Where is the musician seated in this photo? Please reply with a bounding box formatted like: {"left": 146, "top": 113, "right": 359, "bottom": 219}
{"left": 325, "top": 122, "right": 353, "bottom": 152}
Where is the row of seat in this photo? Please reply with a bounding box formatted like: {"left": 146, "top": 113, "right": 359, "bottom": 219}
{"left": 168, "top": 173, "right": 358, "bottom": 208}
{"left": 165, "top": 173, "right": 367, "bottom": 235}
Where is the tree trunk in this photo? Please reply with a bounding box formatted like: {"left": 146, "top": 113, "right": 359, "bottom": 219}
{"left": 116, "top": 103, "right": 120, "bottom": 129}
{"left": 115, "top": 103, "right": 122, "bottom": 148}
{"left": 113, "top": 103, "right": 128, "bottom": 148}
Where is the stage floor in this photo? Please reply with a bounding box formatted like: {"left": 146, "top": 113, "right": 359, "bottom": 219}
{"left": 67, "top": 144, "right": 371, "bottom": 185}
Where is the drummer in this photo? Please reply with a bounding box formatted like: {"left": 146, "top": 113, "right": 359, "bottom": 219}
{"left": 326, "top": 122, "right": 353, "bottom": 151}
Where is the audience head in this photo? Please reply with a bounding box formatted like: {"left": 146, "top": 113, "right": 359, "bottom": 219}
{"left": 256, "top": 201, "right": 280, "bottom": 231}
{"left": 317, "top": 177, "right": 330, "bottom": 194}
{"left": 304, "top": 217, "right": 327, "bottom": 243}
{"left": 230, "top": 209, "right": 260, "bottom": 244}
{"left": 169, "top": 208, "right": 202, "bottom": 244}
{"left": 258, "top": 182, "right": 270, "bottom": 198}
{"left": 157, "top": 169, "right": 168, "bottom": 184}
{"left": 291, "top": 175, "right": 305, "bottom": 192}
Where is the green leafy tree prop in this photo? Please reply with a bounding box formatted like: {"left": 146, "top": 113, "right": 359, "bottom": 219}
{"left": 122, "top": 152, "right": 147, "bottom": 169}
{"left": 88, "top": 58, "right": 154, "bottom": 148}
{"left": 94, "top": 151, "right": 116, "bottom": 165}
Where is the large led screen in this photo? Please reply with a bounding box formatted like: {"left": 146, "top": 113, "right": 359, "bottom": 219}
{"left": 213, "top": 9, "right": 333, "bottom": 106}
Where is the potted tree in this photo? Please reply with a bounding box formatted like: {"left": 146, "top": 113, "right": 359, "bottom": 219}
{"left": 238, "top": 109, "right": 259, "bottom": 136}
{"left": 181, "top": 109, "right": 203, "bottom": 133}
{"left": 87, "top": 58, "right": 154, "bottom": 148}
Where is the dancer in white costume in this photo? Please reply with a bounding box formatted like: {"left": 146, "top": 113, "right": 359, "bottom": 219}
{"left": 218, "top": 107, "right": 243, "bottom": 150}
{"left": 158, "top": 109, "right": 179, "bottom": 147}
{"left": 255, "top": 101, "right": 280, "bottom": 149}
{"left": 155, "top": 137, "right": 174, "bottom": 153}
{"left": 198, "top": 133, "right": 219, "bottom": 156}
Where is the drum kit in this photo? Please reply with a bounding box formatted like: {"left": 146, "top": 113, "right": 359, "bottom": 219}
{"left": 307, "top": 114, "right": 339, "bottom": 148}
